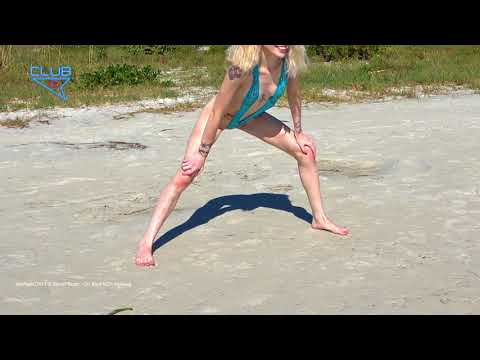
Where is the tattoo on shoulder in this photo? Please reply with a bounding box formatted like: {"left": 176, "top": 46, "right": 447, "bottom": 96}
{"left": 228, "top": 65, "right": 242, "bottom": 80}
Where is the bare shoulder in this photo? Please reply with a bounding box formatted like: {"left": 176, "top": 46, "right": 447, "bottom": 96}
{"left": 217, "top": 64, "right": 250, "bottom": 97}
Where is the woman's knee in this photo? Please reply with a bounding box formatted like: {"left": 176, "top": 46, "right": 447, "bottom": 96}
{"left": 293, "top": 140, "right": 316, "bottom": 164}
{"left": 172, "top": 170, "right": 196, "bottom": 192}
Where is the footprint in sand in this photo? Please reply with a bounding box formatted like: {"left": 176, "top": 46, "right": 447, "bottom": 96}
{"left": 199, "top": 306, "right": 220, "bottom": 314}
{"left": 235, "top": 238, "right": 263, "bottom": 247}
{"left": 317, "top": 158, "right": 399, "bottom": 178}
{"left": 8, "top": 141, "right": 147, "bottom": 151}
{"left": 245, "top": 294, "right": 272, "bottom": 307}
{"left": 234, "top": 170, "right": 269, "bottom": 182}
{"left": 73, "top": 192, "right": 155, "bottom": 223}
{"left": 267, "top": 184, "right": 294, "bottom": 192}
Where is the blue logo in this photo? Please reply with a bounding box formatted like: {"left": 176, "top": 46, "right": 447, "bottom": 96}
{"left": 29, "top": 66, "right": 72, "bottom": 102}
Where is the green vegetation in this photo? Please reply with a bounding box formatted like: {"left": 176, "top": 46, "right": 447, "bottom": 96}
{"left": 1, "top": 45, "right": 479, "bottom": 112}
{"left": 123, "top": 45, "right": 179, "bottom": 55}
{"left": 79, "top": 64, "right": 174, "bottom": 88}
{"left": 0, "top": 117, "right": 30, "bottom": 128}
{"left": 307, "top": 45, "right": 385, "bottom": 61}
{"left": 0, "top": 45, "right": 13, "bottom": 71}
{"left": 297, "top": 45, "right": 480, "bottom": 103}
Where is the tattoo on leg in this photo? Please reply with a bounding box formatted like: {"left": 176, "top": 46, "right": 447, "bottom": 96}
{"left": 228, "top": 65, "right": 242, "bottom": 80}
{"left": 198, "top": 142, "right": 212, "bottom": 158}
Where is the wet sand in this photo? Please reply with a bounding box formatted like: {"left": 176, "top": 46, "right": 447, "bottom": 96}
{"left": 1, "top": 92, "right": 480, "bottom": 314}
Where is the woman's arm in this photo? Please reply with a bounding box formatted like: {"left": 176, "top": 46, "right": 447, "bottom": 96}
{"left": 198, "top": 65, "right": 245, "bottom": 157}
{"left": 287, "top": 76, "right": 317, "bottom": 157}
{"left": 181, "top": 65, "right": 245, "bottom": 176}
{"left": 287, "top": 76, "right": 303, "bottom": 134}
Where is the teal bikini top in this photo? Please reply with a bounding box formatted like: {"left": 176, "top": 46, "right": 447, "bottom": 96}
{"left": 226, "top": 60, "right": 288, "bottom": 129}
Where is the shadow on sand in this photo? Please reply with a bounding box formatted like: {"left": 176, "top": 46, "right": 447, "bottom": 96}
{"left": 152, "top": 192, "right": 312, "bottom": 253}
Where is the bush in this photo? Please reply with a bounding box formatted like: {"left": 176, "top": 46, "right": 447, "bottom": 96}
{"left": 95, "top": 46, "right": 107, "bottom": 61}
{"left": 79, "top": 64, "right": 172, "bottom": 88}
{"left": 123, "top": 45, "right": 178, "bottom": 56}
{"left": 307, "top": 45, "right": 386, "bottom": 62}
{"left": 205, "top": 45, "right": 229, "bottom": 53}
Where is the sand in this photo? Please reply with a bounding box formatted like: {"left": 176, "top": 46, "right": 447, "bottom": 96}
{"left": 1, "top": 92, "right": 480, "bottom": 314}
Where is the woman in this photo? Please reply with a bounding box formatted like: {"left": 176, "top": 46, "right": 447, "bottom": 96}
{"left": 136, "top": 45, "right": 349, "bottom": 267}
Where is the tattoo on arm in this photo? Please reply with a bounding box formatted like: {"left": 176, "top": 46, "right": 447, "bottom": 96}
{"left": 289, "top": 87, "right": 302, "bottom": 134}
{"left": 198, "top": 142, "right": 212, "bottom": 158}
{"left": 293, "top": 117, "right": 302, "bottom": 134}
{"left": 228, "top": 65, "right": 242, "bottom": 80}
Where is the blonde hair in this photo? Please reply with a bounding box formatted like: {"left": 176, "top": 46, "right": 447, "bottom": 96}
{"left": 226, "top": 45, "right": 309, "bottom": 79}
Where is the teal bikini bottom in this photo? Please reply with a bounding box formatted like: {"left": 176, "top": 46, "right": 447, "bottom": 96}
{"left": 226, "top": 111, "right": 266, "bottom": 129}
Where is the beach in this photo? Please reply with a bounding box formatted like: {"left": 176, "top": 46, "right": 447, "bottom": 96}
{"left": 1, "top": 91, "right": 479, "bottom": 314}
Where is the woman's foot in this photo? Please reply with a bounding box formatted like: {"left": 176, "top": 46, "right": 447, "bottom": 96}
{"left": 135, "top": 241, "right": 155, "bottom": 267}
{"left": 312, "top": 217, "right": 350, "bottom": 236}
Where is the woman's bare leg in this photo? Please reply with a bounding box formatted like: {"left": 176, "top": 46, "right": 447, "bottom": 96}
{"left": 135, "top": 99, "right": 224, "bottom": 267}
{"left": 240, "top": 112, "right": 349, "bottom": 236}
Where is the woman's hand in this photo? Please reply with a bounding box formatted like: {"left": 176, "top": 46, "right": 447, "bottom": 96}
{"left": 181, "top": 151, "right": 206, "bottom": 176}
{"left": 294, "top": 131, "right": 317, "bottom": 159}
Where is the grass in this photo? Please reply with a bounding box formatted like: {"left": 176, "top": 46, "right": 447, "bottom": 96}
{"left": 0, "top": 46, "right": 191, "bottom": 110}
{"left": 0, "top": 117, "right": 30, "bottom": 128}
{"left": 0, "top": 45, "right": 13, "bottom": 71}
{"left": 298, "top": 46, "right": 480, "bottom": 102}
{"left": 1, "top": 45, "right": 480, "bottom": 112}
{"left": 143, "top": 101, "right": 206, "bottom": 113}
{"left": 112, "top": 101, "right": 205, "bottom": 121}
